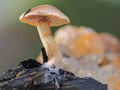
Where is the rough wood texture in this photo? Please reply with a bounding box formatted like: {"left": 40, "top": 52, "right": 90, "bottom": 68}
{"left": 0, "top": 59, "right": 107, "bottom": 90}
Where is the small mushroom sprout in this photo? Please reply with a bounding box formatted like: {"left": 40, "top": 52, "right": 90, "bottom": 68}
{"left": 19, "top": 5, "right": 70, "bottom": 67}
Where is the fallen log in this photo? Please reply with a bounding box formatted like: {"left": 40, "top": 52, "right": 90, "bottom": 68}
{"left": 0, "top": 59, "right": 107, "bottom": 90}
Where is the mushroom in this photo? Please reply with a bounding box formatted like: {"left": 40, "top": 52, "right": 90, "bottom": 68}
{"left": 19, "top": 4, "right": 70, "bottom": 67}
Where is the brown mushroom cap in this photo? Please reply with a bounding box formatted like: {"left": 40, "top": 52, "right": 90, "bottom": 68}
{"left": 20, "top": 4, "right": 70, "bottom": 26}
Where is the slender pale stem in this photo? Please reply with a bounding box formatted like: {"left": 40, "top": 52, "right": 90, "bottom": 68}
{"left": 36, "top": 22, "right": 62, "bottom": 66}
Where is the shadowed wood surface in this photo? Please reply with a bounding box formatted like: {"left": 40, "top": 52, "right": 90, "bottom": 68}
{"left": 0, "top": 59, "right": 107, "bottom": 90}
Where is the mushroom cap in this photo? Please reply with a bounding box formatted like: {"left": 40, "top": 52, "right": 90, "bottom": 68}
{"left": 20, "top": 4, "right": 70, "bottom": 27}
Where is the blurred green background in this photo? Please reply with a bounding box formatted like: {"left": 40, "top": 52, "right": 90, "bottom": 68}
{"left": 0, "top": 0, "right": 120, "bottom": 71}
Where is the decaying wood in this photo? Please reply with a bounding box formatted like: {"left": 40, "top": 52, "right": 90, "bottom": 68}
{"left": 0, "top": 47, "right": 107, "bottom": 90}
{"left": 0, "top": 59, "right": 107, "bottom": 90}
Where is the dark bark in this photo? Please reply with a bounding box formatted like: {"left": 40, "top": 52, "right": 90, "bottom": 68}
{"left": 0, "top": 59, "right": 107, "bottom": 90}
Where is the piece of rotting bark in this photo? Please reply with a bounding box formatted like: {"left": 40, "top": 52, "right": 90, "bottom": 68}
{"left": 0, "top": 58, "right": 107, "bottom": 90}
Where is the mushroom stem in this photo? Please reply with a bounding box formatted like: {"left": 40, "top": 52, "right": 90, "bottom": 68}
{"left": 36, "top": 22, "right": 62, "bottom": 66}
